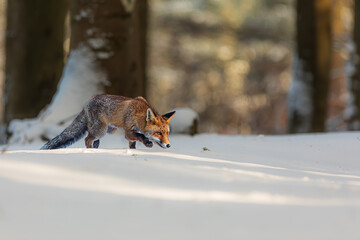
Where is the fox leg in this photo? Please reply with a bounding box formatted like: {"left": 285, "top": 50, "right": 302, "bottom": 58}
{"left": 85, "top": 122, "right": 107, "bottom": 148}
{"left": 85, "top": 135, "right": 95, "bottom": 148}
{"left": 125, "top": 131, "right": 153, "bottom": 149}
{"left": 129, "top": 141, "right": 136, "bottom": 149}
{"left": 125, "top": 131, "right": 139, "bottom": 149}
{"left": 134, "top": 133, "right": 153, "bottom": 148}
{"left": 93, "top": 140, "right": 100, "bottom": 148}
{"left": 138, "top": 133, "right": 153, "bottom": 148}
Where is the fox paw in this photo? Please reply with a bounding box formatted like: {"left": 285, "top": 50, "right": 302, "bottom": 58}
{"left": 145, "top": 141, "right": 153, "bottom": 148}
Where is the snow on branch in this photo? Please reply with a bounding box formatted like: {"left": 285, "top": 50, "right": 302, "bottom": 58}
{"left": 120, "top": 0, "right": 136, "bottom": 13}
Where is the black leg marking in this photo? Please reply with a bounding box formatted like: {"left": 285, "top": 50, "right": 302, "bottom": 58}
{"left": 134, "top": 133, "right": 153, "bottom": 148}
{"left": 144, "top": 139, "right": 153, "bottom": 148}
{"left": 93, "top": 140, "right": 100, "bottom": 149}
{"left": 129, "top": 141, "right": 136, "bottom": 149}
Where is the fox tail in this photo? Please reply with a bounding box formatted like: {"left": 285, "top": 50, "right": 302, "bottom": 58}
{"left": 41, "top": 110, "right": 87, "bottom": 150}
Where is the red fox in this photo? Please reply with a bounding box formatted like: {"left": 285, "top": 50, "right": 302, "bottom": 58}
{"left": 41, "top": 94, "right": 176, "bottom": 150}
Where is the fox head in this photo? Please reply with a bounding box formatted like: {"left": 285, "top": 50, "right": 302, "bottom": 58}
{"left": 145, "top": 108, "right": 176, "bottom": 148}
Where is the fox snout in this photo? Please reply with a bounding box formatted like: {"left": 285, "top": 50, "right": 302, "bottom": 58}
{"left": 161, "top": 143, "right": 171, "bottom": 148}
{"left": 156, "top": 140, "right": 171, "bottom": 149}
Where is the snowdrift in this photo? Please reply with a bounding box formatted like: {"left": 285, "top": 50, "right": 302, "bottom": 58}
{"left": 1, "top": 132, "right": 360, "bottom": 240}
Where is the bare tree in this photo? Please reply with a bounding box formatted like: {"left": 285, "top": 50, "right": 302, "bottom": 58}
{"left": 347, "top": 0, "right": 360, "bottom": 130}
{"left": 288, "top": 0, "right": 332, "bottom": 133}
{"left": 4, "top": 0, "right": 68, "bottom": 124}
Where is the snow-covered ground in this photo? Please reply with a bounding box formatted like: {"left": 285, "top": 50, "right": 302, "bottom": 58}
{"left": 1, "top": 132, "right": 360, "bottom": 240}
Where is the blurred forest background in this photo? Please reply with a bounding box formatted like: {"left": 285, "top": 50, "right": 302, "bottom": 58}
{"left": 0, "top": 0, "right": 359, "bottom": 141}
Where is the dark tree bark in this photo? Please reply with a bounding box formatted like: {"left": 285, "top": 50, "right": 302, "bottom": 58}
{"left": 69, "top": 0, "right": 148, "bottom": 97}
{"left": 288, "top": 0, "right": 332, "bottom": 133}
{"left": 4, "top": 0, "right": 68, "bottom": 124}
{"left": 347, "top": 1, "right": 360, "bottom": 130}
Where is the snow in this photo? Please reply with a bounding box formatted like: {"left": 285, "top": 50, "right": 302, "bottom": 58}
{"left": 87, "top": 38, "right": 107, "bottom": 49}
{"left": 120, "top": 0, "right": 136, "bottom": 13}
{"left": 96, "top": 51, "right": 114, "bottom": 59}
{"left": 74, "top": 8, "right": 94, "bottom": 23}
{"left": 1, "top": 132, "right": 360, "bottom": 239}
{"left": 169, "top": 107, "right": 199, "bottom": 134}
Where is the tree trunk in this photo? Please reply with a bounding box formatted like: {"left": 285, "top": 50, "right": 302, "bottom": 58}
{"left": 69, "top": 0, "right": 147, "bottom": 97}
{"left": 347, "top": 0, "right": 360, "bottom": 130}
{"left": 288, "top": 0, "right": 332, "bottom": 133}
{"left": 4, "top": 0, "right": 67, "bottom": 124}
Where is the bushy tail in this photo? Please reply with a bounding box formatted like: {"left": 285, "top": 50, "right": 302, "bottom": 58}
{"left": 41, "top": 110, "right": 88, "bottom": 150}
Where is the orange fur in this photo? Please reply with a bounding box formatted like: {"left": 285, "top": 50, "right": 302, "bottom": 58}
{"left": 83, "top": 94, "right": 175, "bottom": 149}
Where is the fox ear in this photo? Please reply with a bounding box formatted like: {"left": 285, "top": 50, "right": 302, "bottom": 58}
{"left": 146, "top": 108, "right": 157, "bottom": 123}
{"left": 162, "top": 111, "right": 176, "bottom": 122}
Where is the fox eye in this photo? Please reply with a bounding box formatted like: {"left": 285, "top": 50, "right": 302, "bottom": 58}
{"left": 157, "top": 132, "right": 162, "bottom": 136}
